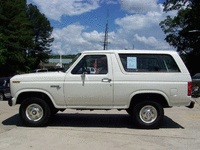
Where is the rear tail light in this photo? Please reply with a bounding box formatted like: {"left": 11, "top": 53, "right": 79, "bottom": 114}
{"left": 188, "top": 82, "right": 192, "bottom": 96}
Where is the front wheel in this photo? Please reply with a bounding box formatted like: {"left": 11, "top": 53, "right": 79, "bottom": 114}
{"left": 19, "top": 97, "right": 51, "bottom": 127}
{"left": 132, "top": 101, "right": 164, "bottom": 129}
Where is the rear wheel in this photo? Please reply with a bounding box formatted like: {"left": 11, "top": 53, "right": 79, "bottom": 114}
{"left": 132, "top": 101, "right": 164, "bottom": 129}
{"left": 19, "top": 97, "right": 51, "bottom": 127}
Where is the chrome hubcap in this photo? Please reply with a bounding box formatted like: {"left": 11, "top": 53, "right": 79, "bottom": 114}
{"left": 26, "top": 104, "right": 44, "bottom": 121}
{"left": 139, "top": 105, "right": 157, "bottom": 124}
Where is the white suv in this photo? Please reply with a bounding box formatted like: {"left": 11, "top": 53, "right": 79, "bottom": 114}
{"left": 9, "top": 50, "right": 194, "bottom": 128}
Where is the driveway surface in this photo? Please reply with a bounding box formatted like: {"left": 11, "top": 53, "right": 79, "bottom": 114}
{"left": 0, "top": 99, "right": 200, "bottom": 150}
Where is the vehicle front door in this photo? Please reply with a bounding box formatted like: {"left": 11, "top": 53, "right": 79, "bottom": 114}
{"left": 64, "top": 54, "right": 113, "bottom": 108}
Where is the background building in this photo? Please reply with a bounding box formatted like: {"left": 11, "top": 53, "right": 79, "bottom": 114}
{"left": 40, "top": 58, "right": 72, "bottom": 69}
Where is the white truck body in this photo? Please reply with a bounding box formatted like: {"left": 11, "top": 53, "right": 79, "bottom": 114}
{"left": 8, "top": 50, "right": 194, "bottom": 128}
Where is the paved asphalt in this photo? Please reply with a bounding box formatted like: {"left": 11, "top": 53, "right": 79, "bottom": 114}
{"left": 0, "top": 99, "right": 200, "bottom": 150}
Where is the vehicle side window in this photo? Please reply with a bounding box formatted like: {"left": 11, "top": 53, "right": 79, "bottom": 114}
{"left": 71, "top": 55, "right": 108, "bottom": 74}
{"left": 162, "top": 55, "right": 180, "bottom": 72}
{"left": 119, "top": 54, "right": 180, "bottom": 72}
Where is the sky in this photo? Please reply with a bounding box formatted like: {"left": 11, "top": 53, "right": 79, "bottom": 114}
{"left": 27, "top": 0, "right": 178, "bottom": 55}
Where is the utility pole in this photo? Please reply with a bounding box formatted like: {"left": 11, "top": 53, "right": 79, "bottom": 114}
{"left": 101, "top": 10, "right": 110, "bottom": 50}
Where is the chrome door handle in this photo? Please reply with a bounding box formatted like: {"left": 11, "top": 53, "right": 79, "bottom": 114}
{"left": 102, "top": 78, "right": 112, "bottom": 82}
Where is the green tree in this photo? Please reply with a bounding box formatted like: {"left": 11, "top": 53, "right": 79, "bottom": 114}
{"left": 0, "top": 0, "right": 33, "bottom": 75}
{"left": 26, "top": 4, "right": 54, "bottom": 69}
{"left": 0, "top": 34, "right": 7, "bottom": 74}
{"left": 160, "top": 0, "right": 200, "bottom": 75}
{"left": 163, "top": 0, "right": 192, "bottom": 11}
{"left": 0, "top": 1, "right": 54, "bottom": 76}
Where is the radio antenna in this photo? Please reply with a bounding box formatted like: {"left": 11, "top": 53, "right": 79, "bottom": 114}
{"left": 101, "top": 10, "right": 110, "bottom": 50}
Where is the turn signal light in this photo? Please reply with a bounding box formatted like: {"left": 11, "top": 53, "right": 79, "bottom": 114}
{"left": 12, "top": 81, "right": 20, "bottom": 84}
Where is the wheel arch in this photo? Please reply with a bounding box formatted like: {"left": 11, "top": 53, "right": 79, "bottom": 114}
{"left": 14, "top": 89, "right": 65, "bottom": 109}
{"left": 128, "top": 91, "right": 171, "bottom": 109}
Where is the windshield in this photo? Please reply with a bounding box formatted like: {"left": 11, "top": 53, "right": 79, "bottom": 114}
{"left": 63, "top": 53, "right": 82, "bottom": 72}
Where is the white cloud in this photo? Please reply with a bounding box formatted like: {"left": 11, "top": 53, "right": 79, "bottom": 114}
{"left": 54, "top": 24, "right": 84, "bottom": 38}
{"left": 82, "top": 30, "right": 104, "bottom": 43}
{"left": 115, "top": 3, "right": 177, "bottom": 31}
{"left": 106, "top": 1, "right": 119, "bottom": 5}
{"left": 115, "top": 3, "right": 178, "bottom": 31}
{"left": 30, "top": 0, "right": 100, "bottom": 21}
{"left": 134, "top": 34, "right": 172, "bottom": 50}
{"left": 49, "top": 1, "right": 177, "bottom": 53}
{"left": 134, "top": 34, "right": 157, "bottom": 45}
{"left": 120, "top": 0, "right": 159, "bottom": 13}
{"left": 51, "top": 23, "right": 132, "bottom": 54}
{"left": 52, "top": 24, "right": 104, "bottom": 54}
{"left": 113, "top": 3, "right": 177, "bottom": 50}
{"left": 115, "top": 10, "right": 163, "bottom": 30}
{"left": 108, "top": 31, "right": 129, "bottom": 49}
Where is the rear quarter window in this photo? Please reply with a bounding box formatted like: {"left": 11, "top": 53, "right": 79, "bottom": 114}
{"left": 119, "top": 54, "right": 180, "bottom": 72}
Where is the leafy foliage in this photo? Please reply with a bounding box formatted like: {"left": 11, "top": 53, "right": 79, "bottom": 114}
{"left": 0, "top": 0, "right": 54, "bottom": 77}
{"left": 0, "top": 34, "right": 7, "bottom": 66}
{"left": 160, "top": 0, "right": 200, "bottom": 75}
{"left": 26, "top": 4, "right": 54, "bottom": 68}
{"left": 163, "top": 0, "right": 192, "bottom": 12}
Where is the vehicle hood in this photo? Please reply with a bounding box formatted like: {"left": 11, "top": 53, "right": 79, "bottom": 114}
{"left": 11, "top": 72, "right": 66, "bottom": 82}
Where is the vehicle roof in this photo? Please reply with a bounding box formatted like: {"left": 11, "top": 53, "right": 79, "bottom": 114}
{"left": 82, "top": 50, "right": 178, "bottom": 55}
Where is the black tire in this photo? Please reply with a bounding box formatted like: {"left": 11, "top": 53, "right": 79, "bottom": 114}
{"left": 132, "top": 101, "right": 164, "bottom": 129}
{"left": 19, "top": 97, "right": 51, "bottom": 127}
